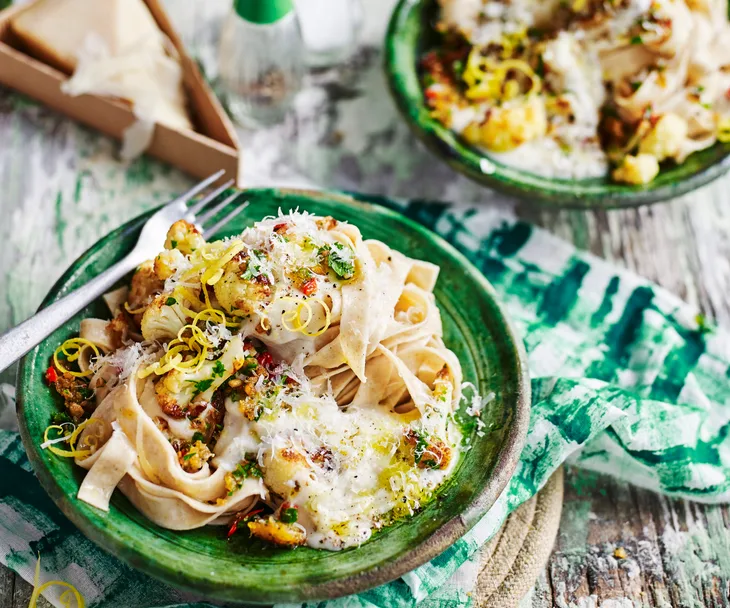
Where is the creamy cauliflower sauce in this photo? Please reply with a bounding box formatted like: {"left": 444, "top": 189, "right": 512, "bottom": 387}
{"left": 424, "top": 0, "right": 730, "bottom": 183}
{"left": 42, "top": 212, "right": 484, "bottom": 550}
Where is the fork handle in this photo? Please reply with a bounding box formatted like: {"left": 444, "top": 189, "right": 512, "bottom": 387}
{"left": 0, "top": 253, "right": 139, "bottom": 375}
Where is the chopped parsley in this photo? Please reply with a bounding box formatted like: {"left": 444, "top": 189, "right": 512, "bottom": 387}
{"left": 242, "top": 250, "right": 267, "bottom": 281}
{"left": 79, "top": 387, "right": 94, "bottom": 400}
{"left": 192, "top": 431, "right": 206, "bottom": 443}
{"left": 170, "top": 240, "right": 178, "bottom": 249}
{"left": 188, "top": 378, "right": 214, "bottom": 396}
{"left": 630, "top": 35, "right": 643, "bottom": 45}
{"left": 280, "top": 507, "right": 298, "bottom": 524}
{"left": 535, "top": 54, "right": 545, "bottom": 78}
{"left": 50, "top": 411, "right": 72, "bottom": 425}
{"left": 411, "top": 430, "right": 429, "bottom": 465}
{"left": 165, "top": 297, "right": 177, "bottom": 306}
{"left": 323, "top": 242, "right": 355, "bottom": 280}
{"left": 233, "top": 460, "right": 263, "bottom": 480}
{"left": 212, "top": 359, "right": 225, "bottom": 378}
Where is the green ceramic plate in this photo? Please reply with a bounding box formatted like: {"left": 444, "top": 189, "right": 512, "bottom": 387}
{"left": 16, "top": 189, "right": 530, "bottom": 604}
{"left": 384, "top": 0, "right": 730, "bottom": 208}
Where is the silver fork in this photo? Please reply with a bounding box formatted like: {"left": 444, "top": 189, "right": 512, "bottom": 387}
{"left": 0, "top": 170, "right": 249, "bottom": 374}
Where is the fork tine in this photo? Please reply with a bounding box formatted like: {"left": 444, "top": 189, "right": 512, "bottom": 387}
{"left": 186, "top": 178, "right": 235, "bottom": 217}
{"left": 169, "top": 170, "right": 226, "bottom": 205}
{"left": 196, "top": 190, "right": 243, "bottom": 225}
{"left": 203, "top": 201, "right": 250, "bottom": 239}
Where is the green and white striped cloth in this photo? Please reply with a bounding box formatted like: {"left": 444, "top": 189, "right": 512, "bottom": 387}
{"left": 1, "top": 196, "right": 728, "bottom": 608}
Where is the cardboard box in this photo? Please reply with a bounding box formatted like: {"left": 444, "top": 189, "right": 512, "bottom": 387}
{"left": 0, "top": 0, "right": 240, "bottom": 185}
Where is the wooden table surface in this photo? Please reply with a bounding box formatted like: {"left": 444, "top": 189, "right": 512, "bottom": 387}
{"left": 1, "top": 0, "right": 730, "bottom": 606}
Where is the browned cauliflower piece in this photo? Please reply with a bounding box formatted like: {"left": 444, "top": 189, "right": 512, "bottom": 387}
{"left": 154, "top": 336, "right": 246, "bottom": 418}
{"left": 432, "top": 365, "right": 454, "bottom": 404}
{"left": 213, "top": 254, "right": 272, "bottom": 316}
{"left": 262, "top": 447, "right": 311, "bottom": 497}
{"left": 140, "top": 294, "right": 189, "bottom": 342}
{"left": 404, "top": 429, "right": 452, "bottom": 470}
{"left": 248, "top": 517, "right": 306, "bottom": 547}
{"left": 128, "top": 261, "right": 164, "bottom": 311}
{"left": 165, "top": 220, "right": 205, "bottom": 255}
{"left": 154, "top": 248, "right": 188, "bottom": 281}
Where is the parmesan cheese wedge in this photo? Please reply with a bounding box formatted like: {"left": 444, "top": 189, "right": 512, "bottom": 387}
{"left": 11, "top": 0, "right": 193, "bottom": 158}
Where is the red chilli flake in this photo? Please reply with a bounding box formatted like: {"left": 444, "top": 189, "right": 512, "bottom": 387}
{"left": 227, "top": 508, "right": 265, "bottom": 539}
{"left": 256, "top": 352, "right": 274, "bottom": 369}
{"left": 45, "top": 366, "right": 58, "bottom": 384}
{"left": 300, "top": 278, "right": 317, "bottom": 296}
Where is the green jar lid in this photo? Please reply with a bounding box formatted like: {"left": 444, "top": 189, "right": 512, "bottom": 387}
{"left": 234, "top": 0, "right": 294, "bottom": 24}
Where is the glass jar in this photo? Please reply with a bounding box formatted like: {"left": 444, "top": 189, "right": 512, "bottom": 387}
{"left": 218, "top": 0, "right": 305, "bottom": 127}
{"left": 295, "top": 0, "right": 363, "bottom": 68}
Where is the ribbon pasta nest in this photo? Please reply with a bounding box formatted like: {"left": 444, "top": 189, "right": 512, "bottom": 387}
{"left": 42, "top": 211, "right": 479, "bottom": 550}
{"left": 423, "top": 0, "right": 730, "bottom": 184}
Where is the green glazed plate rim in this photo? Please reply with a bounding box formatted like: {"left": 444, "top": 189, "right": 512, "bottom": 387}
{"left": 383, "top": 0, "right": 730, "bottom": 209}
{"left": 16, "top": 188, "right": 531, "bottom": 604}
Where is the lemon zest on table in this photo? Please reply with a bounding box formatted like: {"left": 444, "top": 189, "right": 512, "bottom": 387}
{"left": 53, "top": 339, "right": 100, "bottom": 378}
{"left": 29, "top": 554, "right": 85, "bottom": 608}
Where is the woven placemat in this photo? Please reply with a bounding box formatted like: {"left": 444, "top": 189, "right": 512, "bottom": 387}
{"left": 473, "top": 467, "right": 564, "bottom": 607}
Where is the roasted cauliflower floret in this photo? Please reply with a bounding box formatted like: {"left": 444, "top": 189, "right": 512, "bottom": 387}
{"left": 404, "top": 429, "right": 452, "bottom": 470}
{"left": 612, "top": 154, "right": 660, "bottom": 185}
{"left": 638, "top": 113, "right": 687, "bottom": 162}
{"left": 248, "top": 516, "right": 306, "bottom": 547}
{"left": 154, "top": 248, "right": 188, "bottom": 281}
{"left": 128, "top": 261, "right": 164, "bottom": 311}
{"left": 140, "top": 294, "right": 189, "bottom": 342}
{"left": 432, "top": 365, "right": 454, "bottom": 404}
{"left": 213, "top": 255, "right": 272, "bottom": 316}
{"left": 463, "top": 97, "right": 547, "bottom": 152}
{"left": 155, "top": 336, "right": 246, "bottom": 417}
{"left": 165, "top": 220, "right": 205, "bottom": 255}
{"left": 263, "top": 447, "right": 312, "bottom": 497}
